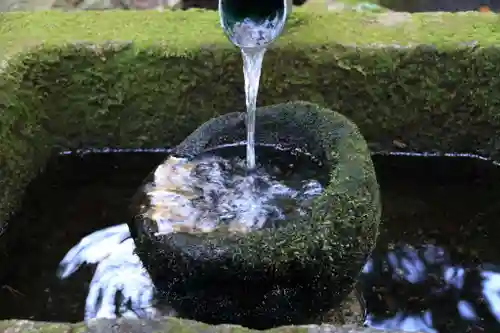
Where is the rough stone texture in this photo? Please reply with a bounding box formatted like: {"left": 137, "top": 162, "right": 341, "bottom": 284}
{"left": 0, "top": 318, "right": 424, "bottom": 333}
{"left": 380, "top": 0, "right": 500, "bottom": 12}
{"left": 0, "top": 320, "right": 72, "bottom": 333}
{"left": 0, "top": 0, "right": 55, "bottom": 11}
{"left": 321, "top": 290, "right": 365, "bottom": 325}
{"left": 0, "top": 0, "right": 182, "bottom": 11}
{"left": 129, "top": 101, "right": 381, "bottom": 329}
{"left": 50, "top": 0, "right": 182, "bottom": 10}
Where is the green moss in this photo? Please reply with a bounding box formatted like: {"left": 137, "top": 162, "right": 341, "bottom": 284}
{"left": 131, "top": 101, "right": 380, "bottom": 328}
{"left": 70, "top": 323, "right": 87, "bottom": 333}
{"left": 1, "top": 10, "right": 500, "bottom": 57}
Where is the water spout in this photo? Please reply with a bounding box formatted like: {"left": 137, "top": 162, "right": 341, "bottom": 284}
{"left": 218, "top": 0, "right": 291, "bottom": 50}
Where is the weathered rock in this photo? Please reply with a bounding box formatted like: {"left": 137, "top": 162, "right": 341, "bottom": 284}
{"left": 129, "top": 101, "right": 381, "bottom": 329}
{"left": 0, "top": 320, "right": 72, "bottom": 333}
{"left": 0, "top": 318, "right": 427, "bottom": 333}
{"left": 379, "top": 0, "right": 499, "bottom": 12}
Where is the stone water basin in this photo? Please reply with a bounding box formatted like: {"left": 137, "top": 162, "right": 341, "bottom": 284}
{"left": 126, "top": 105, "right": 380, "bottom": 329}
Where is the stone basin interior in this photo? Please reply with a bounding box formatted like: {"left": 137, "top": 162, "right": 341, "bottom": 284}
{"left": 1, "top": 149, "right": 500, "bottom": 332}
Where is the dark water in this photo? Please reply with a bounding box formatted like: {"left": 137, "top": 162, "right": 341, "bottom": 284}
{"left": 0, "top": 151, "right": 166, "bottom": 321}
{"left": 1, "top": 150, "right": 500, "bottom": 332}
{"left": 363, "top": 153, "right": 500, "bottom": 332}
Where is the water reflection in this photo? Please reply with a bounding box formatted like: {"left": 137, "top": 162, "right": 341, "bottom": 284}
{"left": 58, "top": 224, "right": 159, "bottom": 319}
{"left": 58, "top": 224, "right": 500, "bottom": 332}
{"left": 361, "top": 244, "right": 495, "bottom": 332}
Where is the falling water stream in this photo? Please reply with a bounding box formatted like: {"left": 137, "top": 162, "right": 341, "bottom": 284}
{"left": 222, "top": 11, "right": 285, "bottom": 169}
{"left": 241, "top": 48, "right": 265, "bottom": 170}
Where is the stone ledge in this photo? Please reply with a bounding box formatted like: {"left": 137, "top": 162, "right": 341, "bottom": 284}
{"left": 0, "top": 318, "right": 422, "bottom": 333}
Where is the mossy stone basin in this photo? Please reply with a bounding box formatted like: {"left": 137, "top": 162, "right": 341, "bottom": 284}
{"left": 128, "top": 101, "right": 381, "bottom": 329}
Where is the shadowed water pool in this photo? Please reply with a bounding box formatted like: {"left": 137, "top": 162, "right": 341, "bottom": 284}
{"left": 1, "top": 149, "right": 500, "bottom": 332}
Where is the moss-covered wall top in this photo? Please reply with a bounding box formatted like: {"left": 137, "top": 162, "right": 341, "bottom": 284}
{"left": 2, "top": 9, "right": 500, "bottom": 52}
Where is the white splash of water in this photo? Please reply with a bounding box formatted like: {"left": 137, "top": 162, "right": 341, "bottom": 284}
{"left": 145, "top": 155, "right": 322, "bottom": 235}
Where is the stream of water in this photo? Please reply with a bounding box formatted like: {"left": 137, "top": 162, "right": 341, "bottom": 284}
{"left": 223, "top": 14, "right": 284, "bottom": 170}
{"left": 241, "top": 48, "right": 265, "bottom": 170}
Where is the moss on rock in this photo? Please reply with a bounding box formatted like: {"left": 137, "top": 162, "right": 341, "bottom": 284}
{"left": 129, "top": 101, "right": 380, "bottom": 329}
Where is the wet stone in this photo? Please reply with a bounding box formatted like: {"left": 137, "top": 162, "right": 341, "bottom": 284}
{"left": 130, "top": 102, "right": 380, "bottom": 329}
{"left": 0, "top": 320, "right": 72, "bottom": 333}
{"left": 85, "top": 318, "right": 165, "bottom": 333}
{"left": 0, "top": 319, "right": 427, "bottom": 333}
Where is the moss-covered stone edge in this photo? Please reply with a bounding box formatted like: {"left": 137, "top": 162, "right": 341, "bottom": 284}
{"left": 0, "top": 317, "right": 410, "bottom": 333}
{"left": 129, "top": 102, "right": 380, "bottom": 327}
{"left": 1, "top": 9, "right": 500, "bottom": 58}
{"left": 150, "top": 101, "right": 382, "bottom": 268}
